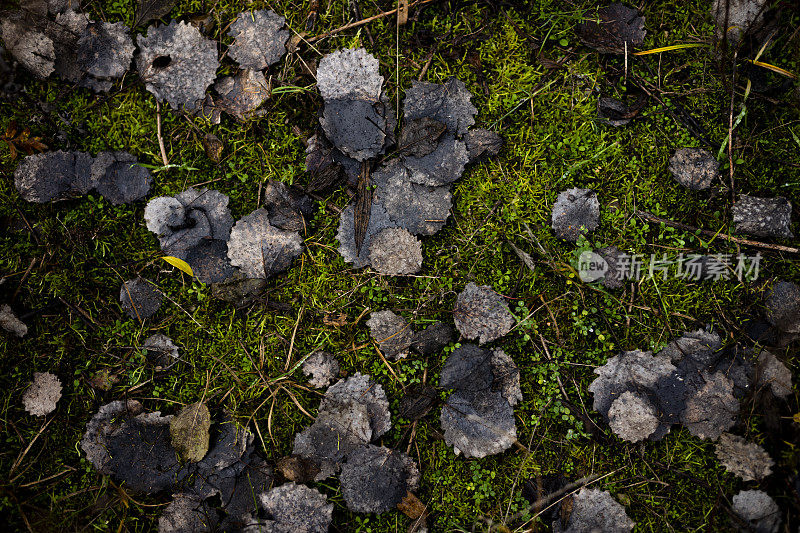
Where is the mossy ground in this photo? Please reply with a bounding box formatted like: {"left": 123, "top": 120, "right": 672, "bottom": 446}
{"left": 1, "top": 0, "right": 799, "bottom": 531}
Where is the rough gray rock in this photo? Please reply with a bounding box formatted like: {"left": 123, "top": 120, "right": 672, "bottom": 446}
{"left": 336, "top": 201, "right": 398, "bottom": 268}
{"left": 76, "top": 21, "right": 135, "bottom": 92}
{"left": 368, "top": 228, "right": 423, "bottom": 275}
{"left": 143, "top": 333, "right": 180, "bottom": 370}
{"left": 366, "top": 310, "right": 414, "bottom": 360}
{"left": 90, "top": 151, "right": 152, "bottom": 204}
{"left": 14, "top": 151, "right": 93, "bottom": 202}
{"left": 120, "top": 278, "right": 163, "bottom": 319}
{"left": 0, "top": 304, "right": 28, "bottom": 337}
{"left": 403, "top": 78, "right": 477, "bottom": 137}
{"left": 668, "top": 148, "right": 719, "bottom": 190}
{"left": 259, "top": 483, "right": 333, "bottom": 533}
{"left": 316, "top": 47, "right": 383, "bottom": 102}
{"left": 453, "top": 283, "right": 515, "bottom": 344}
{"left": 552, "top": 488, "right": 635, "bottom": 533}
{"left": 681, "top": 371, "right": 738, "bottom": 440}
{"left": 732, "top": 195, "right": 793, "bottom": 239}
{"left": 213, "top": 69, "right": 270, "bottom": 121}
{"left": 607, "top": 391, "right": 659, "bottom": 442}
{"left": 765, "top": 280, "right": 800, "bottom": 334}
{"left": 22, "top": 372, "right": 62, "bottom": 416}
{"left": 227, "top": 9, "right": 288, "bottom": 70}
{"left": 715, "top": 433, "right": 773, "bottom": 482}
{"left": 372, "top": 161, "right": 452, "bottom": 236}
{"left": 302, "top": 351, "right": 339, "bottom": 388}
{"left": 756, "top": 350, "right": 793, "bottom": 399}
{"left": 731, "top": 490, "right": 781, "bottom": 533}
{"left": 551, "top": 188, "right": 600, "bottom": 241}
{"left": 440, "top": 390, "right": 517, "bottom": 458}
{"left": 227, "top": 208, "right": 304, "bottom": 279}
{"left": 339, "top": 445, "right": 419, "bottom": 514}
{"left": 136, "top": 21, "right": 219, "bottom": 112}
{"left": 464, "top": 128, "right": 503, "bottom": 163}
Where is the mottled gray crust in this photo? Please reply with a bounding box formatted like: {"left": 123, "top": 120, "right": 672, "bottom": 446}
{"left": 491, "top": 349, "right": 523, "bottom": 406}
{"left": 715, "top": 433, "right": 774, "bottom": 482}
{"left": 320, "top": 373, "right": 391, "bottom": 438}
{"left": 90, "top": 151, "right": 152, "bottom": 205}
{"left": 227, "top": 208, "right": 304, "bottom": 279}
{"left": 262, "top": 180, "right": 315, "bottom": 233}
{"left": 175, "top": 188, "right": 234, "bottom": 241}
{"left": 464, "top": 128, "right": 503, "bottom": 163}
{"left": 302, "top": 351, "right": 339, "bottom": 388}
{"left": 453, "top": 282, "right": 515, "bottom": 344}
{"left": 14, "top": 151, "right": 93, "bottom": 202}
{"left": 765, "top": 280, "right": 800, "bottom": 334}
{"left": 440, "top": 390, "right": 517, "bottom": 458}
{"left": 372, "top": 161, "right": 452, "bottom": 236}
{"left": 22, "top": 372, "right": 62, "bottom": 416}
{"left": 366, "top": 310, "right": 414, "bottom": 360}
{"left": 411, "top": 321, "right": 455, "bottom": 355}
{"left": 259, "top": 483, "right": 333, "bottom": 533}
{"left": 182, "top": 239, "right": 237, "bottom": 284}
{"left": 681, "top": 371, "right": 738, "bottom": 440}
{"left": 316, "top": 47, "right": 383, "bottom": 102}
{"left": 336, "top": 201, "right": 398, "bottom": 268}
{"left": 756, "top": 350, "right": 793, "bottom": 398}
{"left": 402, "top": 135, "right": 469, "bottom": 187}
{"left": 597, "top": 97, "right": 633, "bottom": 127}
{"left": 213, "top": 456, "right": 274, "bottom": 530}
{"left": 440, "top": 343, "right": 493, "bottom": 392}
{"left": 51, "top": 9, "right": 90, "bottom": 83}
{"left": 136, "top": 21, "right": 219, "bottom": 112}
{"left": 552, "top": 488, "right": 635, "bottom": 533}
{"left": 143, "top": 333, "right": 179, "bottom": 369}
{"left": 292, "top": 401, "right": 372, "bottom": 481}
{"left": 0, "top": 304, "right": 28, "bottom": 337}
{"left": 596, "top": 246, "right": 625, "bottom": 289}
{"left": 120, "top": 278, "right": 163, "bottom": 319}
{"left": 576, "top": 2, "right": 646, "bottom": 55}
{"left": 657, "top": 328, "right": 722, "bottom": 364}
{"left": 668, "top": 148, "right": 719, "bottom": 190}
{"left": 227, "top": 9, "right": 288, "bottom": 70}
{"left": 158, "top": 493, "right": 217, "bottom": 533}
{"left": 398, "top": 117, "right": 447, "bottom": 158}
{"left": 209, "top": 273, "right": 267, "bottom": 307}
{"left": 731, "top": 490, "right": 781, "bottom": 533}
{"left": 321, "top": 99, "right": 388, "bottom": 161}
{"left": 368, "top": 228, "right": 423, "bottom": 275}
{"left": 213, "top": 69, "right": 270, "bottom": 121}
{"left": 551, "top": 188, "right": 600, "bottom": 241}
{"left": 0, "top": 16, "right": 55, "bottom": 78}
{"left": 732, "top": 195, "right": 793, "bottom": 239}
{"left": 711, "top": 0, "right": 769, "bottom": 44}
{"left": 339, "top": 445, "right": 419, "bottom": 514}
{"left": 607, "top": 391, "right": 659, "bottom": 442}
{"left": 76, "top": 21, "right": 134, "bottom": 92}
{"left": 81, "top": 400, "right": 144, "bottom": 473}
{"left": 403, "top": 78, "right": 477, "bottom": 137}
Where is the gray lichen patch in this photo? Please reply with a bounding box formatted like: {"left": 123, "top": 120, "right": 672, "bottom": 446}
{"left": 14, "top": 150, "right": 93, "bottom": 202}
{"left": 258, "top": 483, "right": 333, "bottom": 533}
{"left": 366, "top": 310, "right": 414, "bottom": 360}
{"left": 732, "top": 195, "right": 793, "bottom": 239}
{"left": 90, "top": 151, "right": 152, "bottom": 205}
{"left": 372, "top": 161, "right": 452, "bottom": 236}
{"left": 403, "top": 78, "right": 477, "bottom": 137}
{"left": 339, "top": 445, "right": 419, "bottom": 514}
{"left": 212, "top": 69, "right": 270, "bottom": 122}
{"left": 136, "top": 21, "right": 219, "bottom": 112}
{"left": 681, "top": 371, "right": 738, "bottom": 440}
{"left": 227, "top": 9, "right": 288, "bottom": 70}
{"left": 143, "top": 333, "right": 180, "bottom": 370}
{"left": 316, "top": 47, "right": 383, "bottom": 102}
{"left": 607, "top": 391, "right": 659, "bottom": 442}
{"left": 440, "top": 390, "right": 517, "bottom": 458}
{"left": 453, "top": 282, "right": 515, "bottom": 344}
{"left": 0, "top": 304, "right": 28, "bottom": 337}
{"left": 755, "top": 349, "right": 793, "bottom": 398}
{"left": 336, "top": 201, "right": 397, "bottom": 268}
{"left": 22, "top": 372, "right": 62, "bottom": 416}
{"left": 120, "top": 278, "right": 163, "bottom": 320}
{"left": 401, "top": 135, "right": 469, "bottom": 187}
{"left": 551, "top": 188, "right": 600, "bottom": 241}
{"left": 714, "top": 433, "right": 774, "bottom": 482}
{"left": 226, "top": 208, "right": 304, "bottom": 279}
{"left": 302, "top": 351, "right": 339, "bottom": 388}
{"left": 668, "top": 148, "right": 719, "bottom": 190}
{"left": 368, "top": 228, "right": 423, "bottom": 275}
{"left": 731, "top": 490, "right": 781, "bottom": 533}
{"left": 765, "top": 280, "right": 800, "bottom": 334}
{"left": 76, "top": 21, "right": 135, "bottom": 92}
{"left": 552, "top": 488, "right": 635, "bottom": 533}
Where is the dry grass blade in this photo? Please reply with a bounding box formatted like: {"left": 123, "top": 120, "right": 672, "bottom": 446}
{"left": 354, "top": 162, "right": 372, "bottom": 254}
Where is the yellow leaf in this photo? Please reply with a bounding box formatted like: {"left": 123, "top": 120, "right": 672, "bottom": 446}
{"left": 161, "top": 256, "right": 194, "bottom": 277}
{"left": 793, "top": 412, "right": 800, "bottom": 424}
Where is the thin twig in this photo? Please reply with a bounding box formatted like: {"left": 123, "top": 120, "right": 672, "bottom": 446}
{"left": 308, "top": 0, "right": 436, "bottom": 42}
{"left": 156, "top": 101, "right": 169, "bottom": 167}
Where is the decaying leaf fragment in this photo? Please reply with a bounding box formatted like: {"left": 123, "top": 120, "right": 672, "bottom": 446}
{"left": 136, "top": 21, "right": 219, "bottom": 112}
{"left": 76, "top": 21, "right": 135, "bottom": 92}
{"left": 0, "top": 14, "right": 55, "bottom": 79}
{"left": 755, "top": 349, "right": 793, "bottom": 399}
{"left": 170, "top": 402, "right": 211, "bottom": 463}
{"left": 211, "top": 69, "right": 270, "bottom": 122}
{"left": 366, "top": 310, "right": 414, "bottom": 360}
{"left": 302, "top": 351, "right": 339, "bottom": 388}
{"left": 711, "top": 0, "right": 770, "bottom": 44}
{"left": 257, "top": 483, "right": 333, "bottom": 533}
{"left": 440, "top": 390, "right": 517, "bottom": 458}
{"left": 368, "top": 227, "right": 423, "bottom": 275}
{"left": 403, "top": 78, "right": 477, "bottom": 137}
{"left": 142, "top": 333, "right": 180, "bottom": 370}
{"left": 339, "top": 445, "right": 420, "bottom": 514}
{"left": 552, "top": 488, "right": 635, "bottom": 533}
{"left": 715, "top": 433, "right": 774, "bottom": 482}
{"left": 765, "top": 280, "right": 800, "bottom": 334}
{"left": 551, "top": 188, "right": 600, "bottom": 241}
{"left": 732, "top": 195, "right": 793, "bottom": 239}
{"left": 158, "top": 493, "right": 217, "bottom": 533}
{"left": 22, "top": 372, "right": 62, "bottom": 416}
{"left": 576, "top": 3, "right": 646, "bottom": 54}
{"left": 453, "top": 282, "right": 515, "bottom": 344}
{"left": 227, "top": 208, "right": 304, "bottom": 279}
{"left": 0, "top": 304, "right": 28, "bottom": 337}
{"left": 681, "top": 371, "right": 738, "bottom": 440}
{"left": 731, "top": 490, "right": 781, "bottom": 533}
{"left": 120, "top": 278, "right": 163, "bottom": 320}
{"left": 607, "top": 391, "right": 659, "bottom": 442}
{"left": 227, "top": 9, "right": 288, "bottom": 70}
{"left": 668, "top": 148, "right": 719, "bottom": 191}
{"left": 90, "top": 151, "right": 153, "bottom": 205}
